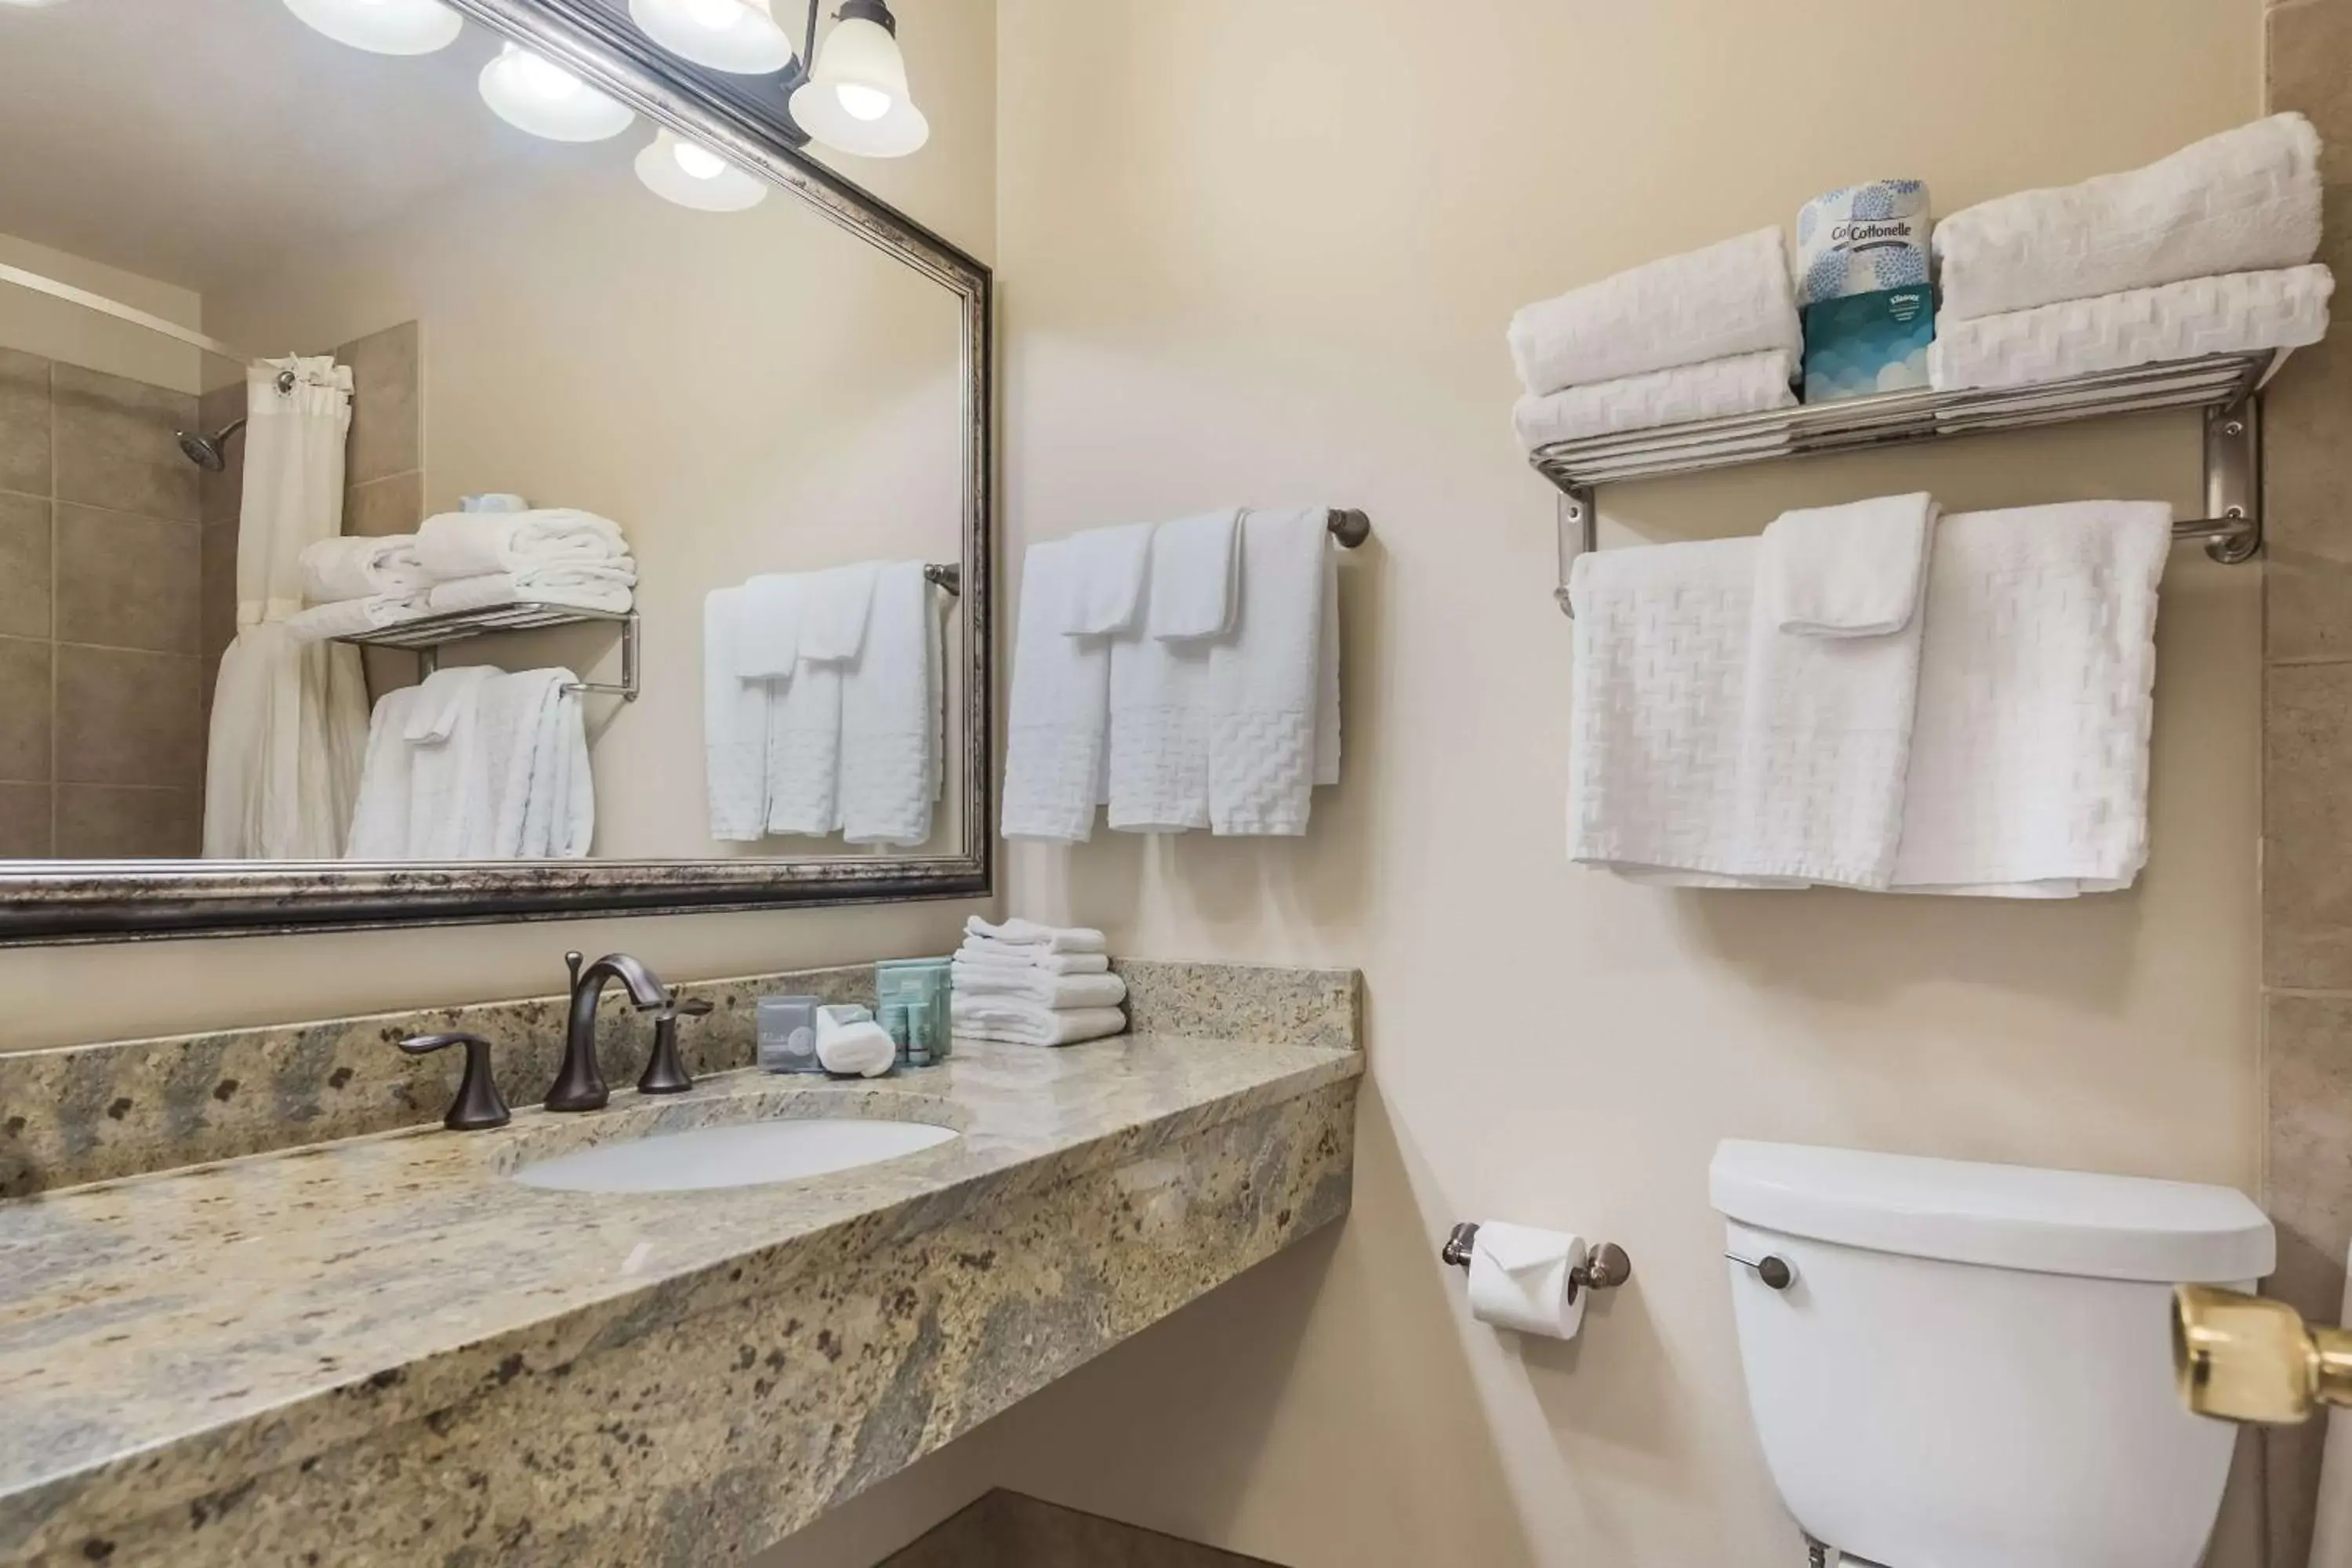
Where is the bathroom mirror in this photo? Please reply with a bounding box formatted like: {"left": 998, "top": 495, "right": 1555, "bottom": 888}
{"left": 0, "top": 0, "right": 990, "bottom": 940}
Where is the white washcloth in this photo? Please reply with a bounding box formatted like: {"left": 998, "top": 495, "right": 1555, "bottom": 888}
{"left": 1512, "top": 350, "right": 1798, "bottom": 452}
{"left": 1760, "top": 494, "right": 1936, "bottom": 637}
{"left": 815, "top": 1009, "right": 895, "bottom": 1077}
{"left": 764, "top": 655, "right": 842, "bottom": 838}
{"left": 1062, "top": 521, "right": 1155, "bottom": 637}
{"left": 1002, "top": 539, "right": 1111, "bottom": 842}
{"left": 964, "top": 916, "right": 1108, "bottom": 953}
{"left": 1890, "top": 502, "right": 2172, "bottom": 896}
{"left": 950, "top": 997, "right": 1127, "bottom": 1047}
{"left": 412, "top": 508, "right": 630, "bottom": 580}
{"left": 949, "top": 961, "right": 1128, "bottom": 1010}
{"left": 1208, "top": 507, "right": 1332, "bottom": 836}
{"left": 1927, "top": 264, "right": 2333, "bottom": 393}
{"left": 344, "top": 686, "right": 423, "bottom": 860}
{"left": 956, "top": 937, "right": 1110, "bottom": 974}
{"left": 1508, "top": 227, "right": 1803, "bottom": 396}
{"left": 1146, "top": 510, "right": 1242, "bottom": 640}
{"left": 299, "top": 534, "right": 431, "bottom": 602}
{"left": 1933, "top": 114, "right": 2322, "bottom": 323}
{"left": 283, "top": 593, "right": 429, "bottom": 644}
{"left": 801, "top": 561, "right": 881, "bottom": 662}
{"left": 702, "top": 588, "right": 768, "bottom": 843}
{"left": 735, "top": 572, "right": 808, "bottom": 680}
{"left": 839, "top": 561, "right": 937, "bottom": 848}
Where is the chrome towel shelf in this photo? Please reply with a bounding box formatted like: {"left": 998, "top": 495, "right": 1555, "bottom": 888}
{"left": 333, "top": 603, "right": 643, "bottom": 700}
{"left": 1529, "top": 349, "right": 2281, "bottom": 617}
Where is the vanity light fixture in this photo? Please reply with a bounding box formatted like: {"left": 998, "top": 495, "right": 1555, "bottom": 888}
{"left": 477, "top": 40, "right": 635, "bottom": 141}
{"left": 633, "top": 127, "right": 769, "bottom": 211}
{"left": 281, "top": 0, "right": 463, "bottom": 55}
{"left": 786, "top": 0, "right": 928, "bottom": 158}
{"left": 628, "top": 0, "right": 796, "bottom": 74}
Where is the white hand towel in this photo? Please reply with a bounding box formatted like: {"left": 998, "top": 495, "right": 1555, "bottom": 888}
{"left": 800, "top": 561, "right": 882, "bottom": 662}
{"left": 1316, "top": 535, "right": 1341, "bottom": 789}
{"left": 344, "top": 687, "right": 423, "bottom": 860}
{"left": 702, "top": 588, "right": 768, "bottom": 843}
{"left": 1207, "top": 507, "right": 1330, "bottom": 836}
{"left": 949, "top": 997, "right": 1127, "bottom": 1047}
{"left": 1760, "top": 494, "right": 1936, "bottom": 637}
{"left": 735, "top": 572, "right": 808, "bottom": 680}
{"left": 514, "top": 680, "right": 592, "bottom": 858}
{"left": 1063, "top": 521, "right": 1155, "bottom": 637}
{"left": 1933, "top": 113, "right": 2322, "bottom": 323}
{"left": 283, "top": 593, "right": 430, "bottom": 644}
{"left": 1508, "top": 227, "right": 1803, "bottom": 397}
{"left": 299, "top": 534, "right": 430, "bottom": 602}
{"left": 1107, "top": 594, "right": 1213, "bottom": 832}
{"left": 470, "top": 669, "right": 561, "bottom": 858}
{"left": 964, "top": 916, "right": 1109, "bottom": 953}
{"left": 403, "top": 666, "right": 494, "bottom": 743}
{"left": 1512, "top": 350, "right": 1798, "bottom": 452}
{"left": 764, "top": 656, "right": 842, "bottom": 837}
{"left": 425, "top": 566, "right": 636, "bottom": 617}
{"left": 1927, "top": 264, "right": 2333, "bottom": 393}
{"left": 1891, "top": 502, "right": 2172, "bottom": 896}
{"left": 1145, "top": 510, "right": 1242, "bottom": 640}
{"left": 401, "top": 668, "right": 495, "bottom": 859}
{"left": 956, "top": 936, "right": 1111, "bottom": 974}
{"left": 839, "top": 561, "right": 937, "bottom": 848}
{"left": 413, "top": 508, "right": 630, "bottom": 580}
{"left": 815, "top": 1009, "right": 896, "bottom": 1077}
{"left": 949, "top": 961, "right": 1128, "bottom": 1010}
{"left": 1002, "top": 540, "right": 1112, "bottom": 842}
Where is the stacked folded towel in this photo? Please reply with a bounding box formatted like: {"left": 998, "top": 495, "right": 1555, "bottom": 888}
{"left": 1930, "top": 114, "right": 2332, "bottom": 391}
{"left": 949, "top": 917, "right": 1127, "bottom": 1046}
{"left": 285, "top": 508, "right": 638, "bottom": 643}
{"left": 1506, "top": 227, "right": 1802, "bottom": 453}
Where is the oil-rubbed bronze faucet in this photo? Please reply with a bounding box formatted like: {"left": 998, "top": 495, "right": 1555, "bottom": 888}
{"left": 2173, "top": 1284, "right": 2352, "bottom": 1424}
{"left": 548, "top": 951, "right": 670, "bottom": 1112}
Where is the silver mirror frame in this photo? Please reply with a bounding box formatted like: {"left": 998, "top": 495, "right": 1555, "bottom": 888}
{"left": 0, "top": 0, "right": 992, "bottom": 944}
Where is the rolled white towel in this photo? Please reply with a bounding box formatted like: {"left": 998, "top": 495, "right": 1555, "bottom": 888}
{"left": 956, "top": 937, "right": 1109, "bottom": 974}
{"left": 299, "top": 535, "right": 431, "bottom": 602}
{"left": 1512, "top": 350, "right": 1797, "bottom": 453}
{"left": 949, "top": 961, "right": 1127, "bottom": 1010}
{"left": 413, "top": 508, "right": 630, "bottom": 581}
{"left": 815, "top": 1006, "right": 895, "bottom": 1077}
{"left": 963, "top": 915, "right": 1106, "bottom": 953}
{"left": 1507, "top": 227, "right": 1802, "bottom": 397}
{"left": 950, "top": 996, "right": 1127, "bottom": 1047}
{"left": 283, "top": 593, "right": 430, "bottom": 644}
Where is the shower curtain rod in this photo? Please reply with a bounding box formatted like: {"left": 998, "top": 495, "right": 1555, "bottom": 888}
{"left": 0, "top": 261, "right": 296, "bottom": 390}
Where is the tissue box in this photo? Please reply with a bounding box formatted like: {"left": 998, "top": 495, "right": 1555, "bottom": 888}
{"left": 1796, "top": 179, "right": 1931, "bottom": 306}
{"left": 1802, "top": 287, "right": 1934, "bottom": 402}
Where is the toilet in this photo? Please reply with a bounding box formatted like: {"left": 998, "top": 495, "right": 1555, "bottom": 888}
{"left": 1710, "top": 1140, "right": 2275, "bottom": 1567}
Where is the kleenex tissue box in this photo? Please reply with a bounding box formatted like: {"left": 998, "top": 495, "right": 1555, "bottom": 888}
{"left": 1802, "top": 286, "right": 1934, "bottom": 402}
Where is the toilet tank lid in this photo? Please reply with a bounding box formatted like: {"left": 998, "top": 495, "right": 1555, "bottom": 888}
{"left": 1710, "top": 1141, "right": 2274, "bottom": 1284}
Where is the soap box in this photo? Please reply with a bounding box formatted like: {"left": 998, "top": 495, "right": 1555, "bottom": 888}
{"left": 1802, "top": 286, "right": 1934, "bottom": 403}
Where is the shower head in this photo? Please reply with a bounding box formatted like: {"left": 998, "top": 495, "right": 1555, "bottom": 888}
{"left": 175, "top": 416, "right": 246, "bottom": 472}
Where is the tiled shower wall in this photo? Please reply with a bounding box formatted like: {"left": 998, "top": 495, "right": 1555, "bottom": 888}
{"left": 2263, "top": 0, "right": 2352, "bottom": 1555}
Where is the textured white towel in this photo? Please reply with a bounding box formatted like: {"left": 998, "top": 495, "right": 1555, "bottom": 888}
{"left": 470, "top": 669, "right": 583, "bottom": 859}
{"left": 735, "top": 572, "right": 808, "bottom": 680}
{"left": 801, "top": 561, "right": 881, "bottom": 662}
{"left": 764, "top": 655, "right": 842, "bottom": 837}
{"left": 839, "top": 561, "right": 937, "bottom": 848}
{"left": 1761, "top": 494, "right": 1936, "bottom": 637}
{"left": 1933, "top": 114, "right": 2322, "bottom": 323}
{"left": 1107, "top": 604, "right": 1213, "bottom": 832}
{"left": 299, "top": 534, "right": 430, "bottom": 602}
{"left": 425, "top": 567, "right": 635, "bottom": 616}
{"left": 1208, "top": 507, "right": 1331, "bottom": 835}
{"left": 512, "top": 677, "right": 591, "bottom": 858}
{"left": 1145, "top": 510, "right": 1241, "bottom": 640}
{"left": 1891, "top": 502, "right": 2172, "bottom": 896}
{"left": 1928, "top": 264, "right": 2333, "bottom": 393}
{"left": 1002, "top": 539, "right": 1112, "bottom": 842}
{"left": 1512, "top": 350, "right": 1798, "bottom": 452}
{"left": 412, "top": 508, "right": 630, "bottom": 580}
{"left": 956, "top": 936, "right": 1111, "bottom": 974}
{"left": 401, "top": 668, "right": 494, "bottom": 859}
{"left": 1508, "top": 227, "right": 1803, "bottom": 397}
{"left": 949, "top": 960, "right": 1128, "bottom": 1009}
{"left": 950, "top": 997, "right": 1128, "bottom": 1047}
{"left": 282, "top": 593, "right": 429, "bottom": 644}
{"left": 344, "top": 687, "right": 423, "bottom": 860}
{"left": 964, "top": 916, "right": 1108, "bottom": 953}
{"left": 702, "top": 588, "right": 768, "bottom": 843}
{"left": 1062, "top": 521, "right": 1155, "bottom": 637}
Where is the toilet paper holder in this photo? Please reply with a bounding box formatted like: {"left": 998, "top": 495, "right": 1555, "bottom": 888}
{"left": 1440, "top": 1222, "right": 1632, "bottom": 1301}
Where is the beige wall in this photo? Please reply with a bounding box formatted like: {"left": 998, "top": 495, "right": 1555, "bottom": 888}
{"left": 0, "top": 231, "right": 203, "bottom": 393}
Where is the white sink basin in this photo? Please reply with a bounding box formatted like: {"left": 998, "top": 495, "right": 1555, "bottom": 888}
{"left": 513, "top": 1117, "right": 960, "bottom": 1194}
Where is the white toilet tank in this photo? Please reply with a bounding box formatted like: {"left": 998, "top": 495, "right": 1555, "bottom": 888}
{"left": 1711, "top": 1140, "right": 2274, "bottom": 1568}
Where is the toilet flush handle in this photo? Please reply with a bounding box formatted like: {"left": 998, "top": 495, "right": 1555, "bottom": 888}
{"left": 1728, "top": 1252, "right": 1795, "bottom": 1290}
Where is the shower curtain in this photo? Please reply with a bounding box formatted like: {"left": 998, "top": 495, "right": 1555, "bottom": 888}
{"left": 201, "top": 358, "right": 370, "bottom": 860}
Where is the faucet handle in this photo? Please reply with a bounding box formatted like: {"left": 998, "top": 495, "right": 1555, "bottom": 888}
{"left": 638, "top": 988, "right": 709, "bottom": 1097}
{"left": 399, "top": 1032, "right": 512, "bottom": 1131}
{"left": 564, "top": 949, "right": 584, "bottom": 989}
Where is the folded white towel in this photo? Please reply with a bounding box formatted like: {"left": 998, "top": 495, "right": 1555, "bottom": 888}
{"left": 1512, "top": 350, "right": 1798, "bottom": 452}
{"left": 1002, "top": 539, "right": 1112, "bottom": 842}
{"left": 801, "top": 561, "right": 881, "bottom": 662}
{"left": 426, "top": 568, "right": 635, "bottom": 617}
{"left": 1760, "top": 494, "right": 1935, "bottom": 637}
{"left": 1927, "top": 264, "right": 2334, "bottom": 393}
{"left": 815, "top": 1007, "right": 896, "bottom": 1077}
{"left": 509, "top": 675, "right": 591, "bottom": 858}
{"left": 956, "top": 936, "right": 1111, "bottom": 974}
{"left": 283, "top": 593, "right": 429, "bottom": 644}
{"left": 1890, "top": 502, "right": 2172, "bottom": 896}
{"left": 1208, "top": 507, "right": 1331, "bottom": 835}
{"left": 1508, "top": 227, "right": 1803, "bottom": 397}
{"left": 735, "top": 572, "right": 807, "bottom": 680}
{"left": 1063, "top": 521, "right": 1155, "bottom": 637}
{"left": 299, "top": 534, "right": 431, "bottom": 603}
{"left": 949, "top": 960, "right": 1128, "bottom": 1009}
{"left": 344, "top": 687, "right": 423, "bottom": 860}
{"left": 1106, "top": 592, "right": 1214, "bottom": 833}
{"left": 1933, "top": 114, "right": 2322, "bottom": 323}
{"left": 413, "top": 508, "right": 630, "bottom": 580}
{"left": 764, "top": 655, "right": 842, "bottom": 837}
{"left": 1146, "top": 510, "right": 1241, "bottom": 640}
{"left": 399, "top": 668, "right": 495, "bottom": 859}
{"left": 965, "top": 915, "right": 1108, "bottom": 953}
{"left": 950, "top": 996, "right": 1127, "bottom": 1047}
{"left": 702, "top": 588, "right": 768, "bottom": 843}
{"left": 839, "top": 561, "right": 938, "bottom": 848}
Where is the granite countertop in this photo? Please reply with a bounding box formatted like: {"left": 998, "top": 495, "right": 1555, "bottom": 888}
{"left": 0, "top": 1025, "right": 1362, "bottom": 1562}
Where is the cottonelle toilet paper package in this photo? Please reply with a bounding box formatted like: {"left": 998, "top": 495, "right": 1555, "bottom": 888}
{"left": 1798, "top": 180, "right": 1935, "bottom": 401}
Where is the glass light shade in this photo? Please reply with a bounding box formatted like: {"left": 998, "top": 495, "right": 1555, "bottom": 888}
{"left": 629, "top": 0, "right": 795, "bottom": 74}
{"left": 477, "top": 42, "right": 635, "bottom": 142}
{"left": 788, "top": 16, "right": 927, "bottom": 158}
{"left": 633, "top": 128, "right": 768, "bottom": 211}
{"left": 282, "top": 0, "right": 462, "bottom": 53}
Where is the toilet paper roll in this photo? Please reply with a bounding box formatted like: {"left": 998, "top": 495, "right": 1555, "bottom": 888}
{"left": 1465, "top": 1221, "right": 1588, "bottom": 1340}
{"left": 1796, "top": 180, "right": 1932, "bottom": 306}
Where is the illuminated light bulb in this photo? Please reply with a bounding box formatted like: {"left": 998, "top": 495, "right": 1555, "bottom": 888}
{"left": 789, "top": 0, "right": 927, "bottom": 158}
{"left": 634, "top": 129, "right": 768, "bottom": 211}
{"left": 281, "top": 0, "right": 462, "bottom": 53}
{"left": 628, "top": 0, "right": 795, "bottom": 74}
{"left": 835, "top": 82, "right": 891, "bottom": 122}
{"left": 673, "top": 140, "right": 728, "bottom": 180}
{"left": 477, "top": 42, "right": 635, "bottom": 141}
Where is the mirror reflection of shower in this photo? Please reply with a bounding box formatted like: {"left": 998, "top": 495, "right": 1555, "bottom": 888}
{"left": 176, "top": 416, "right": 245, "bottom": 471}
